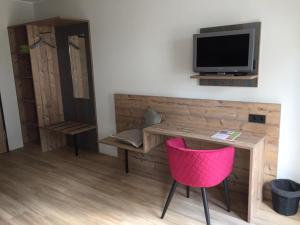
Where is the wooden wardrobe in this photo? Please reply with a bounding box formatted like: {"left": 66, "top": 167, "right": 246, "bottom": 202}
{"left": 8, "top": 17, "right": 98, "bottom": 153}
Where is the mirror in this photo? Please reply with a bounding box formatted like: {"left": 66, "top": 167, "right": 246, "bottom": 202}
{"left": 68, "top": 35, "right": 90, "bottom": 99}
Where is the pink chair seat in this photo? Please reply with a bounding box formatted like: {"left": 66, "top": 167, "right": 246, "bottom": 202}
{"left": 166, "top": 137, "right": 235, "bottom": 188}
{"left": 161, "top": 137, "right": 235, "bottom": 225}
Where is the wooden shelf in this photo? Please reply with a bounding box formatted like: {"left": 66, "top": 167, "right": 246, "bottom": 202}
{"left": 15, "top": 75, "right": 33, "bottom": 80}
{"left": 19, "top": 98, "right": 36, "bottom": 104}
{"left": 190, "top": 74, "right": 258, "bottom": 80}
{"left": 11, "top": 52, "right": 29, "bottom": 56}
{"left": 11, "top": 53, "right": 30, "bottom": 58}
{"left": 43, "top": 121, "right": 96, "bottom": 136}
{"left": 99, "top": 136, "right": 145, "bottom": 153}
{"left": 22, "top": 76, "right": 33, "bottom": 79}
{"left": 21, "top": 121, "right": 38, "bottom": 127}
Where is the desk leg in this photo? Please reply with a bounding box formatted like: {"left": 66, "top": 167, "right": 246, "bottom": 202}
{"left": 125, "top": 150, "right": 129, "bottom": 173}
{"left": 73, "top": 135, "right": 79, "bottom": 156}
{"left": 247, "top": 139, "right": 265, "bottom": 223}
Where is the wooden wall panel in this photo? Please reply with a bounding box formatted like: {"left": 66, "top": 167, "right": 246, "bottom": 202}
{"left": 114, "top": 94, "right": 281, "bottom": 200}
{"left": 27, "top": 25, "right": 65, "bottom": 152}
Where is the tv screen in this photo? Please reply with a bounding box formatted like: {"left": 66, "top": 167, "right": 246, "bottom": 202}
{"left": 193, "top": 29, "right": 255, "bottom": 73}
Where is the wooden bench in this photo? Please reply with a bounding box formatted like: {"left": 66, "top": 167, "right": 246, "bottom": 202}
{"left": 43, "top": 121, "right": 96, "bottom": 156}
{"left": 99, "top": 136, "right": 145, "bottom": 173}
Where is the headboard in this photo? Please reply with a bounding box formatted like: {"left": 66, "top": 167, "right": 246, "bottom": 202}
{"left": 114, "top": 94, "right": 281, "bottom": 199}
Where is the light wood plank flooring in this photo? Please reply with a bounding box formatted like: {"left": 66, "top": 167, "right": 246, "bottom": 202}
{"left": 0, "top": 145, "right": 299, "bottom": 225}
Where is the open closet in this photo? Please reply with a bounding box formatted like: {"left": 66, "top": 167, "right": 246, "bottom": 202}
{"left": 8, "top": 17, "right": 98, "bottom": 153}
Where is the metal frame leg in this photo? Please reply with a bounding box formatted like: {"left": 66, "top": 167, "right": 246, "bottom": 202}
{"left": 223, "top": 178, "right": 231, "bottom": 212}
{"left": 186, "top": 186, "right": 190, "bottom": 198}
{"left": 201, "top": 188, "right": 211, "bottom": 225}
{"left": 125, "top": 150, "right": 129, "bottom": 173}
{"left": 73, "top": 135, "right": 78, "bottom": 156}
{"left": 161, "top": 180, "right": 177, "bottom": 219}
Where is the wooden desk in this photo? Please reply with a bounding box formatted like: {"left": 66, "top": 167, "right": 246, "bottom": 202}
{"left": 143, "top": 122, "right": 265, "bottom": 223}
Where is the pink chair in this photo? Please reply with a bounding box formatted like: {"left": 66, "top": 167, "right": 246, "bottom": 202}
{"left": 161, "top": 137, "right": 235, "bottom": 225}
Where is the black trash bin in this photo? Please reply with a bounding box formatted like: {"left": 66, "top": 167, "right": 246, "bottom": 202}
{"left": 271, "top": 179, "right": 300, "bottom": 216}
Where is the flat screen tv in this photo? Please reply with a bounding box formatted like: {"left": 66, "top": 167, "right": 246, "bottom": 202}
{"left": 193, "top": 29, "right": 256, "bottom": 74}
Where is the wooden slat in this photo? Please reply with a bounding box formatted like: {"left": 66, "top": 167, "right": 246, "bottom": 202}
{"left": 45, "top": 121, "right": 73, "bottom": 130}
{"left": 67, "top": 126, "right": 96, "bottom": 135}
{"left": 114, "top": 94, "right": 281, "bottom": 202}
{"left": 49, "top": 122, "right": 82, "bottom": 132}
{"left": 57, "top": 124, "right": 89, "bottom": 133}
{"left": 44, "top": 121, "right": 96, "bottom": 136}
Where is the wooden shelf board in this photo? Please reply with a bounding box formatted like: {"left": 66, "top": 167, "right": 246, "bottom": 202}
{"left": 11, "top": 52, "right": 29, "bottom": 56}
{"left": 23, "top": 76, "right": 33, "bottom": 79}
{"left": 43, "top": 121, "right": 96, "bottom": 136}
{"left": 19, "top": 98, "right": 36, "bottom": 104}
{"left": 190, "top": 74, "right": 258, "bottom": 80}
{"left": 99, "top": 136, "right": 145, "bottom": 153}
{"left": 15, "top": 76, "right": 33, "bottom": 79}
{"left": 21, "top": 121, "right": 39, "bottom": 127}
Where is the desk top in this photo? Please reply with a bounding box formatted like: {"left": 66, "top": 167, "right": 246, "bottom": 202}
{"left": 144, "top": 122, "right": 265, "bottom": 150}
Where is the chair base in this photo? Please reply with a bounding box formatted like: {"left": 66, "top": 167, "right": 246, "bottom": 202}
{"left": 161, "top": 177, "right": 231, "bottom": 225}
{"left": 223, "top": 178, "right": 231, "bottom": 212}
{"left": 186, "top": 186, "right": 190, "bottom": 198}
{"left": 161, "top": 180, "right": 178, "bottom": 219}
{"left": 201, "top": 188, "right": 211, "bottom": 225}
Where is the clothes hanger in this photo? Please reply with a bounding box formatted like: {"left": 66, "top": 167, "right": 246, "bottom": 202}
{"left": 68, "top": 34, "right": 86, "bottom": 50}
{"left": 29, "top": 36, "right": 57, "bottom": 49}
{"left": 68, "top": 41, "right": 80, "bottom": 50}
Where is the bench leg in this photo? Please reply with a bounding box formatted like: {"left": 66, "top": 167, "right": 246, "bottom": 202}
{"left": 125, "top": 149, "right": 129, "bottom": 173}
{"left": 73, "top": 135, "right": 78, "bottom": 156}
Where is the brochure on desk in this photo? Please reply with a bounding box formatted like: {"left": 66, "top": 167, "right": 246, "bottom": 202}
{"left": 211, "top": 130, "right": 241, "bottom": 141}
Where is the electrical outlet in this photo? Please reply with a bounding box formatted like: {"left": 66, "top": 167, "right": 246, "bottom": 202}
{"left": 248, "top": 114, "right": 266, "bottom": 124}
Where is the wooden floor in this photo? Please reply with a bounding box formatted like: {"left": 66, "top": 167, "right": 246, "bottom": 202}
{"left": 0, "top": 145, "right": 299, "bottom": 225}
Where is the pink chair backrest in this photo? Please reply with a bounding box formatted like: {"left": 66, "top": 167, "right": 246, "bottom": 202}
{"left": 166, "top": 138, "right": 235, "bottom": 188}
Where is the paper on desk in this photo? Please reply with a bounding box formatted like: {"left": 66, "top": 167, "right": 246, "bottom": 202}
{"left": 211, "top": 130, "right": 241, "bottom": 141}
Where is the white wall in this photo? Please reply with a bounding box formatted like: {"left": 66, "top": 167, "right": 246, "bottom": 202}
{"left": 33, "top": 0, "right": 300, "bottom": 182}
{"left": 0, "top": 0, "right": 34, "bottom": 150}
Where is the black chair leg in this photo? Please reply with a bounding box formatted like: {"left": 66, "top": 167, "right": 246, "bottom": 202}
{"left": 223, "top": 178, "right": 231, "bottom": 212}
{"left": 73, "top": 135, "right": 78, "bottom": 156}
{"left": 124, "top": 150, "right": 129, "bottom": 174}
{"left": 201, "top": 188, "right": 211, "bottom": 225}
{"left": 161, "top": 180, "right": 178, "bottom": 219}
{"left": 186, "top": 186, "right": 190, "bottom": 198}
